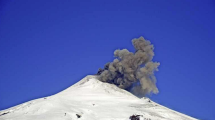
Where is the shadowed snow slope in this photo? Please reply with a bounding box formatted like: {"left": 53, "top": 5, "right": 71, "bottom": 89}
{"left": 0, "top": 75, "right": 197, "bottom": 120}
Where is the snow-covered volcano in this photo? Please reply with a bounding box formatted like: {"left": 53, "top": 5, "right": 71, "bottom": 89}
{"left": 0, "top": 75, "right": 197, "bottom": 120}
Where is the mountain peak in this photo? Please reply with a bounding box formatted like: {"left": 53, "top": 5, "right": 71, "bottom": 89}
{"left": 0, "top": 75, "right": 197, "bottom": 120}
{"left": 57, "top": 75, "right": 138, "bottom": 100}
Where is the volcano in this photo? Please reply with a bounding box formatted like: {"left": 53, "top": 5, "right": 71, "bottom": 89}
{"left": 0, "top": 75, "right": 197, "bottom": 120}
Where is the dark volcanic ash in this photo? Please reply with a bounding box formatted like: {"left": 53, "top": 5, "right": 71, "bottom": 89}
{"left": 97, "top": 36, "right": 160, "bottom": 96}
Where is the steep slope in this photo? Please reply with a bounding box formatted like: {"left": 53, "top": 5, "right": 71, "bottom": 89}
{"left": 0, "top": 75, "right": 197, "bottom": 120}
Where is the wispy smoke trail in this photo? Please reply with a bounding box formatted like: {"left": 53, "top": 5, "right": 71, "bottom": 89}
{"left": 97, "top": 36, "right": 160, "bottom": 96}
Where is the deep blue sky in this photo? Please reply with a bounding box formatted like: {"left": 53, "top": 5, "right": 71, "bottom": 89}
{"left": 0, "top": 0, "right": 215, "bottom": 119}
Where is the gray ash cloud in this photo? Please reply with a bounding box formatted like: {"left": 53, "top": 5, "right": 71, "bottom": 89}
{"left": 97, "top": 36, "right": 160, "bottom": 97}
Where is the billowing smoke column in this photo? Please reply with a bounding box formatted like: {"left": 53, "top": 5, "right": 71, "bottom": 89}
{"left": 97, "top": 36, "right": 160, "bottom": 96}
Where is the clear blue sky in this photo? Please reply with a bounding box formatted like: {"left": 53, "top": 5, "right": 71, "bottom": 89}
{"left": 0, "top": 0, "right": 215, "bottom": 119}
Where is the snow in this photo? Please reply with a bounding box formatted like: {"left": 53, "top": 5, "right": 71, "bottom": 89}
{"left": 0, "top": 75, "right": 198, "bottom": 120}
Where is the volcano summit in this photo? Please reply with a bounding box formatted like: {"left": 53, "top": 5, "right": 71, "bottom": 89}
{"left": 0, "top": 75, "right": 197, "bottom": 120}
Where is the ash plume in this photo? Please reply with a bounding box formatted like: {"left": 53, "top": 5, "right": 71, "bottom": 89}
{"left": 97, "top": 36, "right": 160, "bottom": 96}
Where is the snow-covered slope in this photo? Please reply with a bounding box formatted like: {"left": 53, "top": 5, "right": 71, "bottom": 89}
{"left": 0, "top": 75, "right": 197, "bottom": 120}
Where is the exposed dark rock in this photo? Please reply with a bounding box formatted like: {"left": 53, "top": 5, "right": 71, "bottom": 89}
{"left": 76, "top": 114, "right": 81, "bottom": 118}
{"left": 129, "top": 114, "right": 143, "bottom": 120}
{"left": 0, "top": 112, "right": 9, "bottom": 116}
